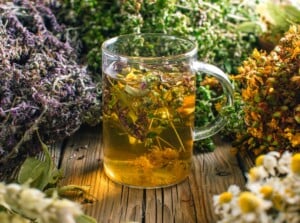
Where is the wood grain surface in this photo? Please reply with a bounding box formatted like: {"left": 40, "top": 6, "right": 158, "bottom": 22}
{"left": 57, "top": 125, "right": 254, "bottom": 223}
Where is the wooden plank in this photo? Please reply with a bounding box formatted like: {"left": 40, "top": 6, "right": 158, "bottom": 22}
{"left": 38, "top": 141, "right": 63, "bottom": 167}
{"left": 237, "top": 150, "right": 255, "bottom": 178}
{"left": 189, "top": 138, "right": 247, "bottom": 223}
{"left": 143, "top": 137, "right": 247, "bottom": 223}
{"left": 59, "top": 126, "right": 248, "bottom": 223}
{"left": 59, "top": 125, "right": 145, "bottom": 223}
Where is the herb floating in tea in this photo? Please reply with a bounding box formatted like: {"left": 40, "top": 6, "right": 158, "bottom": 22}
{"left": 103, "top": 65, "right": 195, "bottom": 143}
{"left": 103, "top": 63, "right": 195, "bottom": 186}
{"left": 234, "top": 25, "right": 300, "bottom": 155}
{"left": 0, "top": 0, "right": 101, "bottom": 178}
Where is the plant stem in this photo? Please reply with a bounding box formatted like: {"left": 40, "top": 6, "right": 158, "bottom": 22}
{"left": 169, "top": 120, "right": 185, "bottom": 152}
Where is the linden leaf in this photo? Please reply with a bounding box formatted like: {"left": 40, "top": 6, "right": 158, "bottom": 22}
{"left": 237, "top": 21, "right": 263, "bottom": 33}
{"left": 17, "top": 131, "right": 62, "bottom": 190}
{"left": 17, "top": 157, "right": 50, "bottom": 190}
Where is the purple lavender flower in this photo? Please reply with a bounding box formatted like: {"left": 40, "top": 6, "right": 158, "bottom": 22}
{"left": 0, "top": 0, "right": 101, "bottom": 178}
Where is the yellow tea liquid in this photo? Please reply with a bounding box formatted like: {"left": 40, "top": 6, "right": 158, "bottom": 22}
{"left": 102, "top": 65, "right": 196, "bottom": 188}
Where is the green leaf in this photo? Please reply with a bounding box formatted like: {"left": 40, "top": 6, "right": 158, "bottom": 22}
{"left": 17, "top": 131, "right": 62, "bottom": 191}
{"left": 266, "top": 2, "right": 290, "bottom": 28}
{"left": 76, "top": 214, "right": 97, "bottom": 223}
{"left": 17, "top": 157, "right": 50, "bottom": 190}
{"left": 283, "top": 5, "right": 300, "bottom": 23}
{"left": 237, "top": 21, "right": 263, "bottom": 33}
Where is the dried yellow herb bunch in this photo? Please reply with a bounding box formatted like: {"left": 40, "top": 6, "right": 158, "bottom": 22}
{"left": 235, "top": 25, "right": 300, "bottom": 155}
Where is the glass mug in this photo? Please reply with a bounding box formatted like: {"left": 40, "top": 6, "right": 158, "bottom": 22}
{"left": 102, "top": 33, "right": 234, "bottom": 188}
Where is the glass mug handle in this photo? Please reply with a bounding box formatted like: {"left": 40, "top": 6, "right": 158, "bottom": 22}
{"left": 192, "top": 61, "right": 234, "bottom": 140}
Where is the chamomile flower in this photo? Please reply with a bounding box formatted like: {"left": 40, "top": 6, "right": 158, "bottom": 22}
{"left": 214, "top": 151, "right": 300, "bottom": 223}
{"left": 0, "top": 183, "right": 83, "bottom": 223}
{"left": 261, "top": 152, "right": 279, "bottom": 176}
{"left": 291, "top": 153, "right": 300, "bottom": 175}
{"left": 247, "top": 166, "right": 268, "bottom": 182}
{"left": 277, "top": 152, "right": 291, "bottom": 174}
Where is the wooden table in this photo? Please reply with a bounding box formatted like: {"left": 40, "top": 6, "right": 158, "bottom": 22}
{"left": 54, "top": 125, "right": 254, "bottom": 223}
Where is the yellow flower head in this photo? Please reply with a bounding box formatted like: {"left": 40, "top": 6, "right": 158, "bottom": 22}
{"left": 259, "top": 185, "right": 273, "bottom": 199}
{"left": 272, "top": 193, "right": 283, "bottom": 211}
{"left": 255, "top": 155, "right": 265, "bottom": 166}
{"left": 291, "top": 153, "right": 300, "bottom": 174}
{"left": 248, "top": 167, "right": 262, "bottom": 182}
{"left": 219, "top": 192, "right": 233, "bottom": 204}
{"left": 238, "top": 192, "right": 261, "bottom": 213}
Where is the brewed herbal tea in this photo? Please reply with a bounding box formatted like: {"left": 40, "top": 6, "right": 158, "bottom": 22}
{"left": 101, "top": 33, "right": 234, "bottom": 188}
{"left": 102, "top": 62, "right": 196, "bottom": 188}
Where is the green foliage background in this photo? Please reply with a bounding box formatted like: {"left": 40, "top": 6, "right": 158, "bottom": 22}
{"left": 56, "top": 0, "right": 261, "bottom": 151}
{"left": 58, "top": 0, "right": 260, "bottom": 74}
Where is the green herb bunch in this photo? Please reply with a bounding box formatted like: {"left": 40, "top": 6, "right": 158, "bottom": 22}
{"left": 55, "top": 0, "right": 261, "bottom": 151}
{"left": 53, "top": 0, "right": 120, "bottom": 74}
{"left": 119, "top": 0, "right": 260, "bottom": 74}
{"left": 57, "top": 0, "right": 260, "bottom": 75}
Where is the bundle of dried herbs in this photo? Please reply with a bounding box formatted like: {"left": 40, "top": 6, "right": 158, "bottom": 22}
{"left": 234, "top": 25, "right": 300, "bottom": 156}
{"left": 0, "top": 0, "right": 101, "bottom": 178}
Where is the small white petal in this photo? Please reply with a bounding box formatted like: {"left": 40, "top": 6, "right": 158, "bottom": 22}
{"left": 263, "top": 155, "right": 277, "bottom": 176}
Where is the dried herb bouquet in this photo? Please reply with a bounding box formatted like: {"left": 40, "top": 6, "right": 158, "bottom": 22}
{"left": 0, "top": 0, "right": 101, "bottom": 178}
{"left": 233, "top": 25, "right": 300, "bottom": 156}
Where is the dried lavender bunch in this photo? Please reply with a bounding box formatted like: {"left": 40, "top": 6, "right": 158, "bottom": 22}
{"left": 0, "top": 0, "right": 101, "bottom": 176}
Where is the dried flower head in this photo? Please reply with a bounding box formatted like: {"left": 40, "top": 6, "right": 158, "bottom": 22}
{"left": 234, "top": 25, "right": 300, "bottom": 155}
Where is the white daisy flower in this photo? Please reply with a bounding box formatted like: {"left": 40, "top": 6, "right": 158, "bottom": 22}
{"left": 277, "top": 152, "right": 292, "bottom": 174}
{"left": 262, "top": 152, "right": 279, "bottom": 176}
{"left": 0, "top": 182, "right": 83, "bottom": 223}
{"left": 214, "top": 151, "right": 300, "bottom": 223}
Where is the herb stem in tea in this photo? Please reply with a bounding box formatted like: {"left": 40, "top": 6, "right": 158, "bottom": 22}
{"left": 169, "top": 120, "right": 185, "bottom": 152}
{"left": 156, "top": 136, "right": 163, "bottom": 149}
{"left": 156, "top": 136, "right": 176, "bottom": 150}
